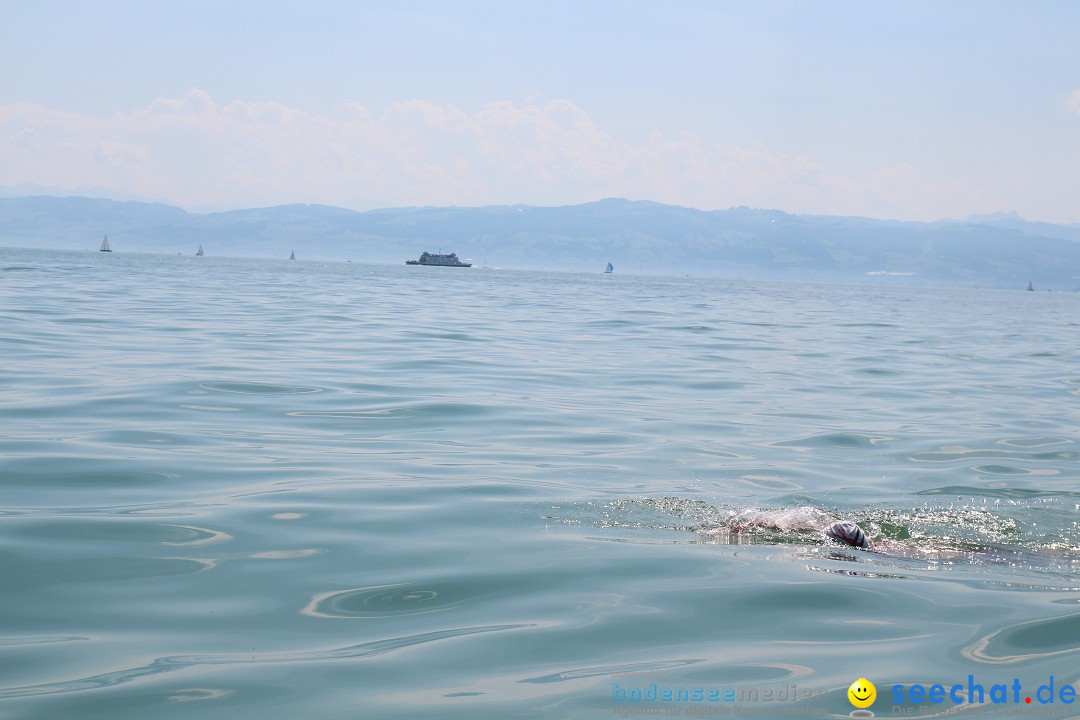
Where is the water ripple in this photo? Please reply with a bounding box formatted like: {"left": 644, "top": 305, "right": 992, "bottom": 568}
{"left": 963, "top": 612, "right": 1080, "bottom": 664}
{"left": 303, "top": 582, "right": 468, "bottom": 618}
{"left": 520, "top": 658, "right": 703, "bottom": 684}
{"left": 0, "top": 624, "right": 530, "bottom": 699}
{"left": 0, "top": 636, "right": 88, "bottom": 647}
{"left": 200, "top": 382, "right": 323, "bottom": 395}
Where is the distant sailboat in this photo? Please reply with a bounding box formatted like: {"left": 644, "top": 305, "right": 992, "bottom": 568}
{"left": 290, "top": 251, "right": 296, "bottom": 260}
{"left": 604, "top": 262, "right": 614, "bottom": 274}
{"left": 1026, "top": 281, "right": 1034, "bottom": 291}
{"left": 196, "top": 245, "right": 204, "bottom": 256}
{"left": 99, "top": 235, "right": 112, "bottom": 252}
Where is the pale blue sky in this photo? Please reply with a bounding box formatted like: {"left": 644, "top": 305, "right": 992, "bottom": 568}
{"left": 2, "top": 1, "right": 1078, "bottom": 221}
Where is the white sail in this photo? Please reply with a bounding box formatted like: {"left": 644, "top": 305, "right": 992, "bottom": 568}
{"left": 196, "top": 245, "right": 204, "bottom": 256}
{"left": 604, "top": 262, "right": 613, "bottom": 273}
{"left": 290, "top": 251, "right": 296, "bottom": 260}
{"left": 100, "top": 235, "right": 112, "bottom": 252}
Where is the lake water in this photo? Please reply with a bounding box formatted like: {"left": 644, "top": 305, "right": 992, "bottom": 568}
{"left": 2, "top": 248, "right": 1078, "bottom": 719}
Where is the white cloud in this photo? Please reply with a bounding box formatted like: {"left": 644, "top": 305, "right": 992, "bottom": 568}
{"left": 1, "top": 89, "right": 980, "bottom": 219}
{"left": 1067, "top": 89, "right": 1080, "bottom": 115}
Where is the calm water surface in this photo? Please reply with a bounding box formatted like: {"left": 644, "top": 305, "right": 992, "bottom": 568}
{"left": 2, "top": 249, "right": 1079, "bottom": 719}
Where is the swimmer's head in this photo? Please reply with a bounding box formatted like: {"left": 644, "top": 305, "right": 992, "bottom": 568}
{"left": 824, "top": 521, "right": 869, "bottom": 549}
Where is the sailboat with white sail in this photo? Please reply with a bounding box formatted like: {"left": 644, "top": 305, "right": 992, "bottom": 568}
{"left": 604, "top": 262, "right": 614, "bottom": 274}
{"left": 196, "top": 245, "right": 204, "bottom": 256}
{"left": 99, "top": 235, "right": 112, "bottom": 252}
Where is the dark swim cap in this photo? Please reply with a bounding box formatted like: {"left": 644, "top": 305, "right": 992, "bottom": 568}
{"left": 824, "top": 521, "right": 869, "bottom": 549}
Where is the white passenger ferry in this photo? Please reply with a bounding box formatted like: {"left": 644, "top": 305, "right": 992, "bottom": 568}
{"left": 405, "top": 252, "right": 471, "bottom": 267}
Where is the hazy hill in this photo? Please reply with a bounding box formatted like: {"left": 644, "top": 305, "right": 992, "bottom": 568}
{"left": 2, "top": 195, "right": 1079, "bottom": 289}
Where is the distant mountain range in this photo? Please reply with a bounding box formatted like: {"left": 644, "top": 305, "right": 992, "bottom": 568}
{"left": 3, "top": 195, "right": 1080, "bottom": 289}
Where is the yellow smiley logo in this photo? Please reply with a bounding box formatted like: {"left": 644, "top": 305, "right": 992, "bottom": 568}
{"left": 848, "top": 678, "right": 876, "bottom": 709}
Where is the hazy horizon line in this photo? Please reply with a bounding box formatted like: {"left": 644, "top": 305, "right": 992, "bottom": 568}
{"left": 3, "top": 187, "right": 1070, "bottom": 228}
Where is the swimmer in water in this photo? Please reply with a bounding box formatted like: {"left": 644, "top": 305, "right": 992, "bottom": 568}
{"left": 712, "top": 509, "right": 874, "bottom": 550}
{"left": 700, "top": 507, "right": 1069, "bottom": 567}
{"left": 822, "top": 520, "right": 871, "bottom": 549}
